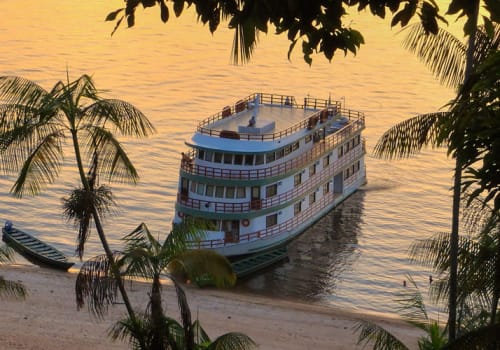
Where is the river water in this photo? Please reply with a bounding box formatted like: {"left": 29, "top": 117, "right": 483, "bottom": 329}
{"left": 1, "top": 0, "right": 462, "bottom": 317}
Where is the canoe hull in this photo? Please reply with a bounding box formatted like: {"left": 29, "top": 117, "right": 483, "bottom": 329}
{"left": 2, "top": 226, "right": 74, "bottom": 271}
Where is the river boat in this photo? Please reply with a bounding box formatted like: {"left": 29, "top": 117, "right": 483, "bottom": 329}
{"left": 174, "top": 93, "right": 366, "bottom": 257}
{"left": 2, "top": 221, "right": 74, "bottom": 271}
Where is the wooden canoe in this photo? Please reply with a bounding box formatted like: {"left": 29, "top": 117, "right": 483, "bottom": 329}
{"left": 2, "top": 224, "right": 74, "bottom": 271}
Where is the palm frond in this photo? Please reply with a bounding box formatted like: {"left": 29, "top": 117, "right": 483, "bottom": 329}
{"left": 70, "top": 74, "right": 99, "bottom": 105}
{"left": 230, "top": 16, "right": 259, "bottom": 65}
{"left": 172, "top": 249, "right": 237, "bottom": 288}
{"left": 470, "top": 23, "right": 500, "bottom": 74}
{"left": 9, "top": 127, "right": 64, "bottom": 197}
{"left": 354, "top": 320, "right": 410, "bottom": 350}
{"left": 207, "top": 332, "right": 257, "bottom": 350}
{"left": 75, "top": 252, "right": 122, "bottom": 318}
{"left": 0, "top": 76, "right": 48, "bottom": 107}
{"left": 373, "top": 112, "right": 446, "bottom": 159}
{"left": 192, "top": 319, "right": 211, "bottom": 346}
{"left": 394, "top": 275, "right": 429, "bottom": 328}
{"left": 84, "top": 99, "right": 155, "bottom": 138}
{"left": 82, "top": 126, "right": 139, "bottom": 184}
{"left": 418, "top": 322, "right": 447, "bottom": 350}
{"left": 62, "top": 185, "right": 116, "bottom": 259}
{"left": 0, "top": 275, "right": 27, "bottom": 299}
{"left": 0, "top": 244, "right": 14, "bottom": 263}
{"left": 409, "top": 232, "right": 453, "bottom": 272}
{"left": 120, "top": 223, "right": 161, "bottom": 280}
{"left": 401, "top": 24, "right": 466, "bottom": 89}
{"left": 170, "top": 275, "right": 194, "bottom": 350}
{"left": 109, "top": 315, "right": 148, "bottom": 349}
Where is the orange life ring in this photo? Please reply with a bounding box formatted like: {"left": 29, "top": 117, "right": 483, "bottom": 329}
{"left": 242, "top": 219, "right": 250, "bottom": 227}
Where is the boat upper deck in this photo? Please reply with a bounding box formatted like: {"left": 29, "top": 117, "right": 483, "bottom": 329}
{"left": 187, "top": 93, "right": 364, "bottom": 152}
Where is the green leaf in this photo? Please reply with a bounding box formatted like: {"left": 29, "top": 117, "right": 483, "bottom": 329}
{"left": 173, "top": 0, "right": 184, "bottom": 17}
{"left": 160, "top": 0, "right": 169, "bottom": 23}
{"left": 105, "top": 8, "right": 124, "bottom": 22}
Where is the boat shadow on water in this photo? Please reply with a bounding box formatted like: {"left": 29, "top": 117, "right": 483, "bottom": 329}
{"left": 235, "top": 189, "right": 366, "bottom": 301}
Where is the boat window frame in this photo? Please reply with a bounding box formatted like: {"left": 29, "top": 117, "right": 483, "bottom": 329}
{"left": 265, "top": 184, "right": 278, "bottom": 198}
{"left": 266, "top": 213, "right": 278, "bottom": 228}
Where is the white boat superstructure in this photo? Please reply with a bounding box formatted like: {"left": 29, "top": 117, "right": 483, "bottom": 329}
{"left": 174, "top": 93, "right": 366, "bottom": 257}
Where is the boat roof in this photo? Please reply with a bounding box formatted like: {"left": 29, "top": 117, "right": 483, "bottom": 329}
{"left": 187, "top": 93, "right": 337, "bottom": 153}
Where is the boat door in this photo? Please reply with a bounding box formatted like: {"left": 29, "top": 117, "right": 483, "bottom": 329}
{"left": 223, "top": 220, "right": 240, "bottom": 243}
{"left": 180, "top": 177, "right": 189, "bottom": 201}
{"left": 250, "top": 186, "right": 262, "bottom": 210}
{"left": 333, "top": 173, "right": 343, "bottom": 193}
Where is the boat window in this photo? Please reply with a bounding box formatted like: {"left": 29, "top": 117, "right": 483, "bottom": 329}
{"left": 357, "top": 135, "right": 361, "bottom": 145}
{"left": 344, "top": 168, "right": 350, "bottom": 180}
{"left": 198, "top": 149, "right": 205, "bottom": 160}
{"left": 226, "top": 186, "right": 235, "bottom": 198}
{"left": 234, "top": 154, "right": 243, "bottom": 165}
{"left": 205, "top": 151, "right": 214, "bottom": 162}
{"left": 205, "top": 184, "right": 214, "bottom": 197}
{"left": 266, "top": 214, "right": 278, "bottom": 228}
{"left": 196, "top": 183, "right": 205, "bottom": 195}
{"left": 255, "top": 154, "right": 264, "bottom": 165}
{"left": 266, "top": 152, "right": 276, "bottom": 163}
{"left": 305, "top": 134, "right": 312, "bottom": 143}
{"left": 284, "top": 145, "right": 291, "bottom": 156}
{"left": 339, "top": 146, "right": 344, "bottom": 157}
{"left": 244, "top": 154, "right": 254, "bottom": 165}
{"left": 291, "top": 141, "right": 299, "bottom": 152}
{"left": 294, "top": 173, "right": 302, "bottom": 186}
{"left": 345, "top": 142, "right": 350, "bottom": 152}
{"left": 294, "top": 201, "right": 302, "bottom": 215}
{"left": 309, "top": 191, "right": 316, "bottom": 204}
{"left": 276, "top": 148, "right": 284, "bottom": 160}
{"left": 214, "top": 152, "right": 223, "bottom": 163}
{"left": 223, "top": 153, "right": 233, "bottom": 164}
{"left": 190, "top": 181, "right": 197, "bottom": 193}
{"left": 215, "top": 186, "right": 225, "bottom": 198}
{"left": 236, "top": 187, "right": 246, "bottom": 198}
{"left": 324, "top": 155, "right": 330, "bottom": 168}
{"left": 323, "top": 182, "right": 330, "bottom": 194}
{"left": 266, "top": 184, "right": 278, "bottom": 198}
{"left": 309, "top": 164, "right": 316, "bottom": 176}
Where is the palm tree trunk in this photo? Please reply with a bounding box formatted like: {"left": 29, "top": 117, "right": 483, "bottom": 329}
{"left": 448, "top": 1, "right": 480, "bottom": 341}
{"left": 150, "top": 275, "right": 165, "bottom": 350}
{"left": 448, "top": 162, "right": 461, "bottom": 340}
{"left": 70, "top": 130, "right": 139, "bottom": 328}
{"left": 491, "top": 224, "right": 500, "bottom": 325}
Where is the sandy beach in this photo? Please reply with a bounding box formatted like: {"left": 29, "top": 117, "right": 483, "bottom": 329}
{"left": 0, "top": 265, "right": 421, "bottom": 350}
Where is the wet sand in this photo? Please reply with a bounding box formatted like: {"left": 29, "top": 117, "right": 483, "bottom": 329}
{"left": 0, "top": 265, "right": 422, "bottom": 349}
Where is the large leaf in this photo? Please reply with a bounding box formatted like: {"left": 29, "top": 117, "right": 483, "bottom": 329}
{"left": 354, "top": 320, "right": 410, "bottom": 350}
{"left": 75, "top": 252, "right": 123, "bottom": 318}
{"left": 373, "top": 112, "right": 446, "bottom": 160}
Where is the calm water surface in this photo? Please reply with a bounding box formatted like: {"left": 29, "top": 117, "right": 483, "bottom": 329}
{"left": 1, "top": 0, "right": 462, "bottom": 316}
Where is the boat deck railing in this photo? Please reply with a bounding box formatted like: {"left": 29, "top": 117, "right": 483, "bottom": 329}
{"left": 181, "top": 116, "right": 364, "bottom": 180}
{"left": 196, "top": 93, "right": 357, "bottom": 141}
{"left": 188, "top": 176, "right": 361, "bottom": 250}
{"left": 178, "top": 145, "right": 364, "bottom": 213}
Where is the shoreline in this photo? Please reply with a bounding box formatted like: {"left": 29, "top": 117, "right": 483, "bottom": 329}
{"left": 0, "top": 264, "right": 422, "bottom": 349}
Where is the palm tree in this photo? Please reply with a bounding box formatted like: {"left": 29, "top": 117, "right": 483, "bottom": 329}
{"left": 355, "top": 276, "right": 447, "bottom": 350}
{"left": 0, "top": 74, "right": 155, "bottom": 323}
{"left": 76, "top": 221, "right": 247, "bottom": 350}
{"left": 373, "top": 4, "right": 498, "bottom": 338}
{"left": 0, "top": 244, "right": 27, "bottom": 299}
{"left": 408, "top": 195, "right": 500, "bottom": 346}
